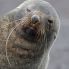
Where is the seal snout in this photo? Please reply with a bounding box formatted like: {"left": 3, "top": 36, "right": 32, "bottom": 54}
{"left": 15, "top": 14, "right": 41, "bottom": 42}
{"left": 31, "top": 15, "right": 40, "bottom": 24}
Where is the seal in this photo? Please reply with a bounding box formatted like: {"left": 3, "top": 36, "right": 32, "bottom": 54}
{"left": 0, "top": 0, "right": 60, "bottom": 69}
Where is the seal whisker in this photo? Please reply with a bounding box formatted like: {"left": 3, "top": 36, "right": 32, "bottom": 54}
{"left": 5, "top": 19, "right": 24, "bottom": 66}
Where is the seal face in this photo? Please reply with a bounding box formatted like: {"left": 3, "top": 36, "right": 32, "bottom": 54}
{"left": 6, "top": 9, "right": 58, "bottom": 68}
{"left": 7, "top": 11, "right": 46, "bottom": 59}
{"left": 0, "top": 0, "right": 60, "bottom": 69}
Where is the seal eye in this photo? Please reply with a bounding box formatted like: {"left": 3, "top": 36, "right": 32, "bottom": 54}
{"left": 48, "top": 19, "right": 53, "bottom": 24}
{"left": 31, "top": 15, "right": 40, "bottom": 24}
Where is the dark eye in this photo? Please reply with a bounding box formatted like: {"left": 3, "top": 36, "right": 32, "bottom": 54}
{"left": 48, "top": 19, "right": 53, "bottom": 24}
{"left": 47, "top": 19, "right": 53, "bottom": 30}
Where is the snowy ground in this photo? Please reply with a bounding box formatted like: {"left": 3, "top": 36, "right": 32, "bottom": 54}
{"left": 0, "top": 0, "right": 69, "bottom": 69}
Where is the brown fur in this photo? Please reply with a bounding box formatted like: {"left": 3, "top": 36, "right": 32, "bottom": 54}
{"left": 0, "top": 11, "right": 49, "bottom": 69}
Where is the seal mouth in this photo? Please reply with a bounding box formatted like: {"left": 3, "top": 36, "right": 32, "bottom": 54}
{"left": 23, "top": 27, "right": 37, "bottom": 40}
{"left": 17, "top": 26, "right": 39, "bottom": 42}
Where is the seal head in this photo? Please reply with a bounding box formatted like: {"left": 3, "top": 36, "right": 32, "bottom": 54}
{"left": 4, "top": 0, "right": 60, "bottom": 69}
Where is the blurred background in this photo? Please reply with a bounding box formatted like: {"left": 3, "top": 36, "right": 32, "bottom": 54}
{"left": 0, "top": 0, "right": 69, "bottom": 69}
